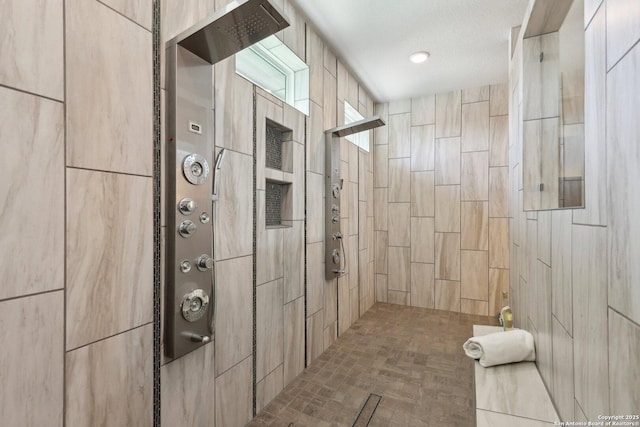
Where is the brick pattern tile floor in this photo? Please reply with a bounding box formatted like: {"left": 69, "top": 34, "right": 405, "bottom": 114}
{"left": 248, "top": 303, "right": 498, "bottom": 427}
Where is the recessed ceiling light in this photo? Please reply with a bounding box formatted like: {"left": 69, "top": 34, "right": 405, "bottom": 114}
{"left": 410, "top": 51, "right": 430, "bottom": 64}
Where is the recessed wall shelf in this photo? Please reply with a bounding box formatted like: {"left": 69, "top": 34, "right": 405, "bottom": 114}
{"left": 265, "top": 119, "right": 293, "bottom": 172}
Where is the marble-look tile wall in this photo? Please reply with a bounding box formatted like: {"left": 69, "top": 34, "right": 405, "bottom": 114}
{"left": 1, "top": 0, "right": 154, "bottom": 426}
{"left": 374, "top": 84, "right": 510, "bottom": 315}
{"left": 509, "top": 0, "right": 640, "bottom": 421}
{"left": 159, "top": 0, "right": 377, "bottom": 425}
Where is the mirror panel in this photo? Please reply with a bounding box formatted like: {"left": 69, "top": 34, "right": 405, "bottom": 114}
{"left": 522, "top": 0, "right": 584, "bottom": 211}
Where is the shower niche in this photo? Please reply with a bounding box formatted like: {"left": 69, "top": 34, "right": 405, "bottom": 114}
{"left": 265, "top": 120, "right": 293, "bottom": 228}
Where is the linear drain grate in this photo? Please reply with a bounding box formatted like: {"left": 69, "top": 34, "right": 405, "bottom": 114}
{"left": 352, "top": 394, "right": 382, "bottom": 427}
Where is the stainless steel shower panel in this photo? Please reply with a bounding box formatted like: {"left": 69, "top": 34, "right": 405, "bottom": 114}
{"left": 325, "top": 132, "right": 343, "bottom": 279}
{"left": 165, "top": 44, "right": 215, "bottom": 359}
{"left": 169, "top": 0, "right": 289, "bottom": 65}
{"left": 165, "top": 0, "right": 289, "bottom": 359}
{"left": 324, "top": 116, "right": 385, "bottom": 280}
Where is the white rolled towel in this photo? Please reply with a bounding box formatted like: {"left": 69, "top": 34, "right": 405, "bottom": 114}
{"left": 463, "top": 329, "right": 536, "bottom": 367}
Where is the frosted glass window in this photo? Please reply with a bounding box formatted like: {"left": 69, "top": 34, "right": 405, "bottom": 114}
{"left": 236, "top": 35, "right": 309, "bottom": 115}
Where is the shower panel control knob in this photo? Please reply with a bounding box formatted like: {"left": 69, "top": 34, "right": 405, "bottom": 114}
{"left": 332, "top": 249, "right": 341, "bottom": 265}
{"left": 178, "top": 198, "right": 197, "bottom": 215}
{"left": 179, "top": 220, "right": 196, "bottom": 237}
{"left": 196, "top": 255, "right": 214, "bottom": 271}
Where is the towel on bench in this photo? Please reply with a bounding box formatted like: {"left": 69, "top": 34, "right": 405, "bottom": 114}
{"left": 463, "top": 329, "right": 536, "bottom": 367}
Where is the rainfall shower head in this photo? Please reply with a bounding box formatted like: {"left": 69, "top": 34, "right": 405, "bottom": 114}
{"left": 170, "top": 0, "right": 289, "bottom": 65}
{"left": 325, "top": 115, "right": 386, "bottom": 138}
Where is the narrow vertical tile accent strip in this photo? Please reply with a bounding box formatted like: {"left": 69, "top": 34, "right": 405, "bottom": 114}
{"left": 152, "top": 1, "right": 161, "bottom": 426}
{"left": 352, "top": 394, "right": 382, "bottom": 427}
{"left": 252, "top": 88, "right": 258, "bottom": 417}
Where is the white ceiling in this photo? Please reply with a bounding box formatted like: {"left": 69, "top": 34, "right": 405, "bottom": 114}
{"left": 289, "top": 0, "right": 529, "bottom": 102}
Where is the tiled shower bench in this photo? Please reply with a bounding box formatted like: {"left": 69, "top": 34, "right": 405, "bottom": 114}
{"left": 472, "top": 325, "right": 561, "bottom": 426}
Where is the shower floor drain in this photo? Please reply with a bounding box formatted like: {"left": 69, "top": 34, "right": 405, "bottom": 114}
{"left": 352, "top": 394, "right": 382, "bottom": 427}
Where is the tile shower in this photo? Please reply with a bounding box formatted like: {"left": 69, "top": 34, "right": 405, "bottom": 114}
{"left": 0, "top": 1, "right": 638, "bottom": 427}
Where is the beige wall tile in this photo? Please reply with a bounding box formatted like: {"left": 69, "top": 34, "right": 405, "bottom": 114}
{"left": 573, "top": 225, "right": 609, "bottom": 419}
{"left": 552, "top": 316, "right": 575, "bottom": 422}
{"left": 489, "top": 115, "right": 509, "bottom": 167}
{"left": 435, "top": 280, "right": 461, "bottom": 312}
{"left": 489, "top": 268, "right": 509, "bottom": 316}
{"left": 0, "top": 88, "right": 64, "bottom": 300}
{"left": 584, "top": 0, "right": 604, "bottom": 25}
{"left": 215, "top": 58, "right": 255, "bottom": 154}
{"left": 215, "top": 255, "right": 253, "bottom": 375}
{"left": 461, "top": 250, "right": 488, "bottom": 300}
{"left": 411, "top": 95, "right": 436, "bottom": 125}
{"left": 607, "top": 42, "right": 640, "bottom": 325}
{"left": 215, "top": 356, "right": 253, "bottom": 427}
{"left": 435, "top": 91, "right": 462, "bottom": 138}
{"left": 389, "top": 99, "right": 411, "bottom": 114}
{"left": 374, "top": 188, "right": 388, "bottom": 230}
{"left": 324, "top": 44, "right": 337, "bottom": 76}
{"left": 348, "top": 235, "right": 359, "bottom": 289}
{"left": 0, "top": 292, "right": 63, "bottom": 427}
{"left": 537, "top": 210, "right": 551, "bottom": 266}
{"left": 411, "top": 263, "right": 435, "bottom": 308}
{"left": 101, "top": 0, "right": 151, "bottom": 29}
{"left": 411, "top": 217, "right": 435, "bottom": 263}
{"left": 306, "top": 171, "right": 324, "bottom": 243}
{"left": 257, "top": 192, "right": 284, "bottom": 284}
{"left": 461, "top": 101, "right": 489, "bottom": 152}
{"left": 375, "top": 274, "right": 388, "bottom": 303}
{"left": 389, "top": 113, "right": 411, "bottom": 162}
{"left": 306, "top": 27, "right": 324, "bottom": 105}
{"left": 306, "top": 310, "right": 324, "bottom": 364}
{"left": 435, "top": 233, "right": 461, "bottom": 280}
{"left": 324, "top": 276, "right": 338, "bottom": 328}
{"left": 388, "top": 203, "right": 411, "bottom": 247}
{"left": 388, "top": 290, "right": 410, "bottom": 306}
{"left": 435, "top": 185, "right": 461, "bottom": 232}
{"left": 490, "top": 83, "right": 509, "bottom": 116}
{"left": 461, "top": 201, "right": 489, "bottom": 250}
{"left": 551, "top": 210, "right": 573, "bottom": 333}
{"left": 410, "top": 124, "right": 435, "bottom": 171}
{"left": 284, "top": 297, "right": 305, "bottom": 386}
{"left": 435, "top": 137, "right": 461, "bottom": 185}
{"left": 161, "top": 343, "right": 215, "bottom": 427}
{"left": 462, "top": 85, "right": 490, "bottom": 103}
{"left": 338, "top": 278, "right": 352, "bottom": 332}
{"left": 608, "top": 309, "right": 640, "bottom": 415}
{"left": 489, "top": 167, "right": 509, "bottom": 217}
{"left": 0, "top": 0, "right": 63, "bottom": 100}
{"left": 256, "top": 365, "right": 283, "bottom": 413}
{"left": 606, "top": 0, "right": 640, "bottom": 70}
{"left": 375, "top": 231, "right": 388, "bottom": 274}
{"left": 373, "top": 144, "right": 389, "bottom": 188}
{"left": 389, "top": 158, "right": 410, "bottom": 202}
{"left": 66, "top": 325, "right": 152, "bottom": 427}
{"left": 306, "top": 101, "right": 325, "bottom": 174}
{"left": 67, "top": 0, "right": 152, "bottom": 175}
{"left": 536, "top": 261, "right": 553, "bottom": 390}
{"left": 256, "top": 279, "right": 284, "bottom": 382}
{"left": 374, "top": 103, "right": 389, "bottom": 145}
{"left": 323, "top": 69, "right": 337, "bottom": 131}
{"left": 411, "top": 171, "right": 435, "bottom": 217}
{"left": 461, "top": 151, "right": 489, "bottom": 201}
{"left": 489, "top": 218, "right": 509, "bottom": 269}
{"left": 388, "top": 247, "right": 410, "bottom": 292}
{"left": 349, "top": 142, "right": 359, "bottom": 183}
{"left": 284, "top": 222, "right": 304, "bottom": 302}
{"left": 306, "top": 242, "right": 325, "bottom": 315}
{"left": 66, "top": 169, "right": 152, "bottom": 349}
{"left": 215, "top": 150, "right": 253, "bottom": 260}
{"left": 461, "top": 299, "right": 488, "bottom": 316}
{"left": 280, "top": 1, "right": 305, "bottom": 59}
